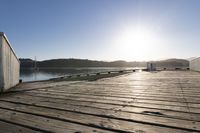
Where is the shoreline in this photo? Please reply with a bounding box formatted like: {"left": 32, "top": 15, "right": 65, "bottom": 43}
{"left": 7, "top": 70, "right": 135, "bottom": 93}
{"left": 22, "top": 69, "right": 137, "bottom": 83}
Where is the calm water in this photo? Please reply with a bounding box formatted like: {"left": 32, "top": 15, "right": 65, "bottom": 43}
{"left": 20, "top": 67, "right": 135, "bottom": 82}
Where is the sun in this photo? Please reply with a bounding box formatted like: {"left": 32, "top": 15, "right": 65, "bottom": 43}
{"left": 113, "top": 26, "right": 159, "bottom": 61}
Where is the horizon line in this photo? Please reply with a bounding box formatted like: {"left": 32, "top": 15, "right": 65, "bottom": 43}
{"left": 19, "top": 57, "right": 190, "bottom": 62}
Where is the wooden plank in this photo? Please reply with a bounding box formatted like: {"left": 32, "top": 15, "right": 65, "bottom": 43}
{"left": 26, "top": 90, "right": 200, "bottom": 111}
{"left": 0, "top": 101, "right": 196, "bottom": 133}
{"left": 27, "top": 90, "right": 186, "bottom": 103}
{"left": 2, "top": 70, "right": 200, "bottom": 133}
{"left": 33, "top": 85, "right": 200, "bottom": 101}
{"left": 2, "top": 94, "right": 200, "bottom": 122}
{"left": 28, "top": 89, "right": 200, "bottom": 108}
{"left": 0, "top": 95, "right": 199, "bottom": 132}
{"left": 0, "top": 120, "right": 41, "bottom": 133}
{"left": 24, "top": 92, "right": 200, "bottom": 117}
{"left": 22, "top": 91, "right": 200, "bottom": 113}
{"left": 0, "top": 108, "right": 115, "bottom": 133}
{"left": 12, "top": 81, "right": 82, "bottom": 92}
{"left": 36, "top": 89, "right": 200, "bottom": 105}
{"left": 34, "top": 88, "right": 187, "bottom": 99}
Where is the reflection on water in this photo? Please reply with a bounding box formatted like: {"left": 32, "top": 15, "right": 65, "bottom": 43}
{"left": 20, "top": 67, "right": 134, "bottom": 82}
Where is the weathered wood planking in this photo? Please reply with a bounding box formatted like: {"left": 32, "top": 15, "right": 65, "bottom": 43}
{"left": 0, "top": 101, "right": 193, "bottom": 133}
{"left": 0, "top": 120, "right": 41, "bottom": 133}
{"left": 1, "top": 94, "right": 200, "bottom": 121}
{"left": 0, "top": 96, "right": 199, "bottom": 132}
{"left": 0, "top": 71, "right": 200, "bottom": 132}
{"left": 16, "top": 92, "right": 200, "bottom": 113}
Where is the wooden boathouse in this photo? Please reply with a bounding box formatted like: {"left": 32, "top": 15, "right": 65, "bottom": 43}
{"left": 0, "top": 32, "right": 20, "bottom": 92}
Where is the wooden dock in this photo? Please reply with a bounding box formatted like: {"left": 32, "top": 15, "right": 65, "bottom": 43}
{"left": 0, "top": 71, "right": 200, "bottom": 133}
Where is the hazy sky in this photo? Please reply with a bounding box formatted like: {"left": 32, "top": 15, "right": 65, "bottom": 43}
{"left": 0, "top": 0, "right": 200, "bottom": 61}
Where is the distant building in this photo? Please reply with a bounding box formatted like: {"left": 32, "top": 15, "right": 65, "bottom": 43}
{"left": 0, "top": 32, "right": 20, "bottom": 92}
{"left": 147, "top": 62, "right": 156, "bottom": 71}
{"left": 190, "top": 57, "right": 200, "bottom": 71}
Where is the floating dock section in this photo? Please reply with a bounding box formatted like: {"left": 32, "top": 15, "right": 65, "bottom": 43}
{"left": 0, "top": 32, "right": 20, "bottom": 92}
{"left": 0, "top": 71, "right": 199, "bottom": 132}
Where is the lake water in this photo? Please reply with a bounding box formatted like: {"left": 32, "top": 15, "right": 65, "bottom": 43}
{"left": 20, "top": 67, "right": 136, "bottom": 82}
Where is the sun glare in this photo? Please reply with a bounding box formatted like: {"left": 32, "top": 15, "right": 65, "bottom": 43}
{"left": 113, "top": 26, "right": 160, "bottom": 61}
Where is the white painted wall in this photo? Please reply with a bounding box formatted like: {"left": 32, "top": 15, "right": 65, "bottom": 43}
{"left": 0, "top": 33, "right": 20, "bottom": 92}
{"left": 0, "top": 36, "right": 3, "bottom": 90}
{"left": 190, "top": 57, "right": 200, "bottom": 72}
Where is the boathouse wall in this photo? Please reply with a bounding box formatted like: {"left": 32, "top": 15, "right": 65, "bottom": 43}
{"left": 190, "top": 57, "right": 200, "bottom": 72}
{"left": 0, "top": 32, "right": 20, "bottom": 92}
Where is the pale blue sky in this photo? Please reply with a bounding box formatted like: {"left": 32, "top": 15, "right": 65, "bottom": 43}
{"left": 0, "top": 0, "right": 200, "bottom": 61}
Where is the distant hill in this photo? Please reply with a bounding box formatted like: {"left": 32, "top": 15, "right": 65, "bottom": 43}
{"left": 19, "top": 58, "right": 189, "bottom": 68}
{"left": 152, "top": 59, "right": 189, "bottom": 68}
